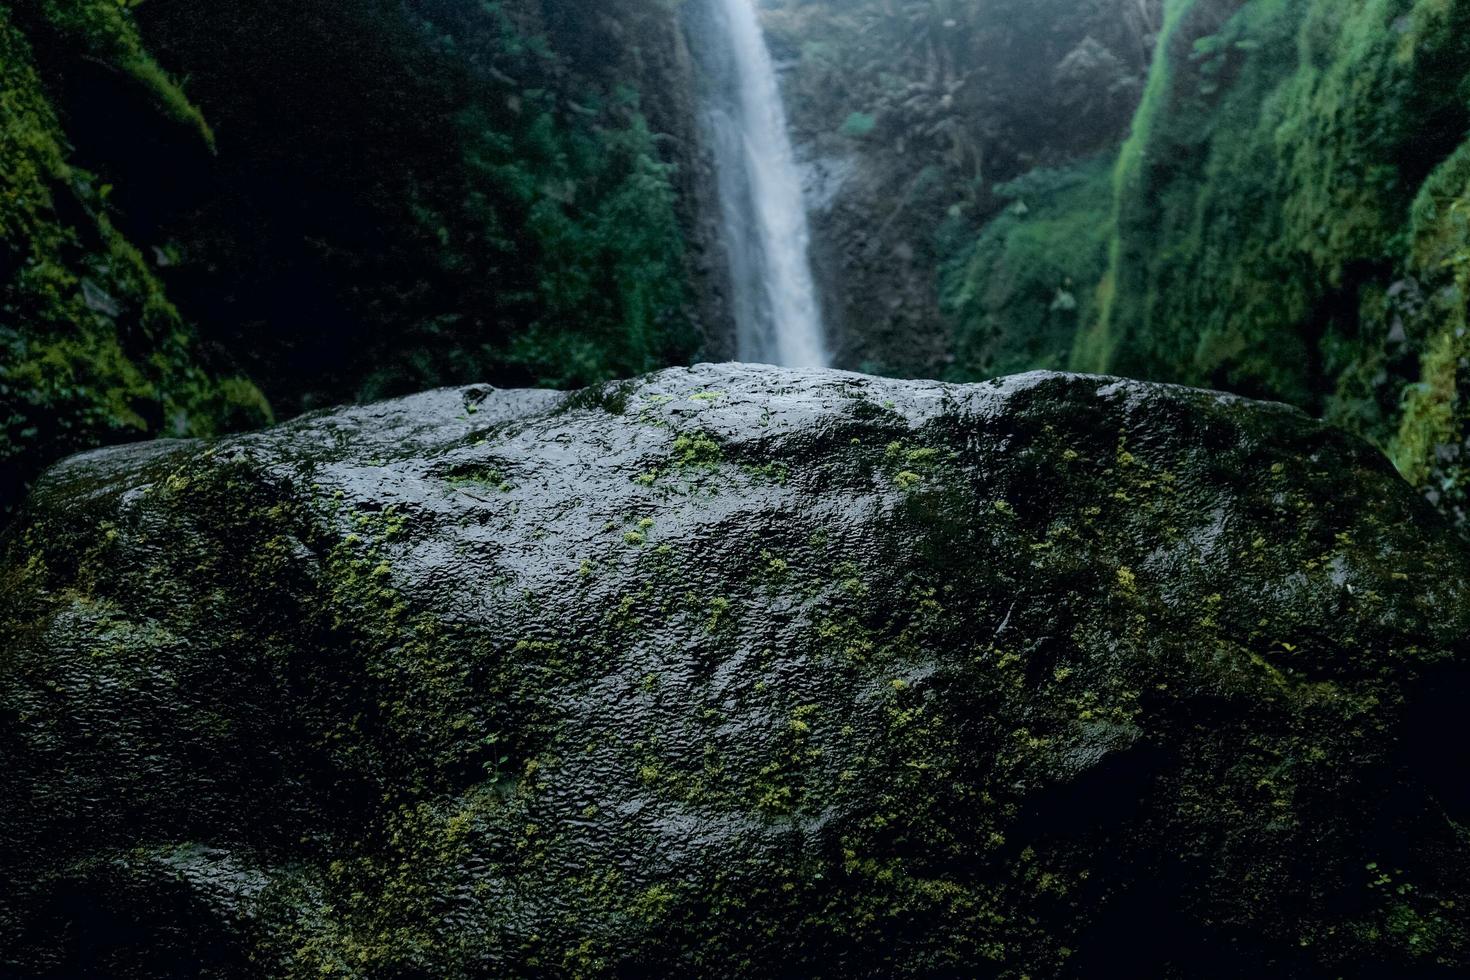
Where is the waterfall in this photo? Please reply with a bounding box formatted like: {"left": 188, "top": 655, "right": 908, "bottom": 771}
{"left": 693, "top": 0, "right": 829, "bottom": 368}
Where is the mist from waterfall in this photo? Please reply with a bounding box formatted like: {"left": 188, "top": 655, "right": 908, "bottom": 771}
{"left": 694, "top": 0, "right": 828, "bottom": 369}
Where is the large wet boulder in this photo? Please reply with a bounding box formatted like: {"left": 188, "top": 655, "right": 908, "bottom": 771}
{"left": 2, "top": 363, "right": 1468, "bottom": 978}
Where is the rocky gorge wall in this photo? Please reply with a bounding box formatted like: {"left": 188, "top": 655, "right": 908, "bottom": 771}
{"left": 0, "top": 2, "right": 272, "bottom": 520}
{"left": 1075, "top": 0, "right": 1470, "bottom": 527}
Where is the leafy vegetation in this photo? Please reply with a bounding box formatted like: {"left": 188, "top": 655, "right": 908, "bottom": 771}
{"left": 132, "top": 0, "right": 700, "bottom": 401}
{"left": 0, "top": 0, "right": 700, "bottom": 515}
{"left": 941, "top": 156, "right": 1116, "bottom": 378}
{"left": 0, "top": 2, "right": 268, "bottom": 515}
{"left": 1072, "top": 0, "right": 1470, "bottom": 520}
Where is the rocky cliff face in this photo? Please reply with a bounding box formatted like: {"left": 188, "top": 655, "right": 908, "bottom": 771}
{"left": 0, "top": 2, "right": 271, "bottom": 521}
{"left": 3, "top": 364, "right": 1466, "bottom": 977}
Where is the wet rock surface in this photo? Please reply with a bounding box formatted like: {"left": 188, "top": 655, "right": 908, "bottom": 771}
{"left": 2, "top": 363, "right": 1468, "bottom": 978}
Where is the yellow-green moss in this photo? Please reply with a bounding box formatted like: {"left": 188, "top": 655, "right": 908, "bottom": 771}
{"left": 1392, "top": 140, "right": 1470, "bottom": 494}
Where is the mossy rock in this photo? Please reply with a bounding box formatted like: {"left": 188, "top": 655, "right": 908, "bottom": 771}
{"left": 2, "top": 364, "right": 1467, "bottom": 977}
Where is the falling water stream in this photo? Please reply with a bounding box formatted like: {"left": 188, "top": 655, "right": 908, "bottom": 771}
{"left": 696, "top": 0, "right": 829, "bottom": 368}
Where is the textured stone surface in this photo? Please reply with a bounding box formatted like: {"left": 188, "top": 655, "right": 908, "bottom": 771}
{"left": 2, "top": 363, "right": 1467, "bottom": 977}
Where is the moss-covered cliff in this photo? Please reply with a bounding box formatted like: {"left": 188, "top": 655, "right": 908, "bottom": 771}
{"left": 0, "top": 2, "right": 269, "bottom": 517}
{"left": 1071, "top": 0, "right": 1470, "bottom": 522}
{"left": 0, "top": 0, "right": 709, "bottom": 516}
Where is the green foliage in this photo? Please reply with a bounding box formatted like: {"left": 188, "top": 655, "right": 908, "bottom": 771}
{"left": 941, "top": 156, "right": 1115, "bottom": 379}
{"left": 0, "top": 4, "right": 267, "bottom": 515}
{"left": 396, "top": 0, "right": 698, "bottom": 391}
{"left": 1392, "top": 140, "right": 1470, "bottom": 520}
{"left": 1077, "top": 0, "right": 1470, "bottom": 519}
{"left": 487, "top": 102, "right": 696, "bottom": 388}
{"left": 138, "top": 0, "right": 700, "bottom": 403}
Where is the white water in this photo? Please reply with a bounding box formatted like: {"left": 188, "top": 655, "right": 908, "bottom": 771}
{"left": 701, "top": 0, "right": 828, "bottom": 368}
